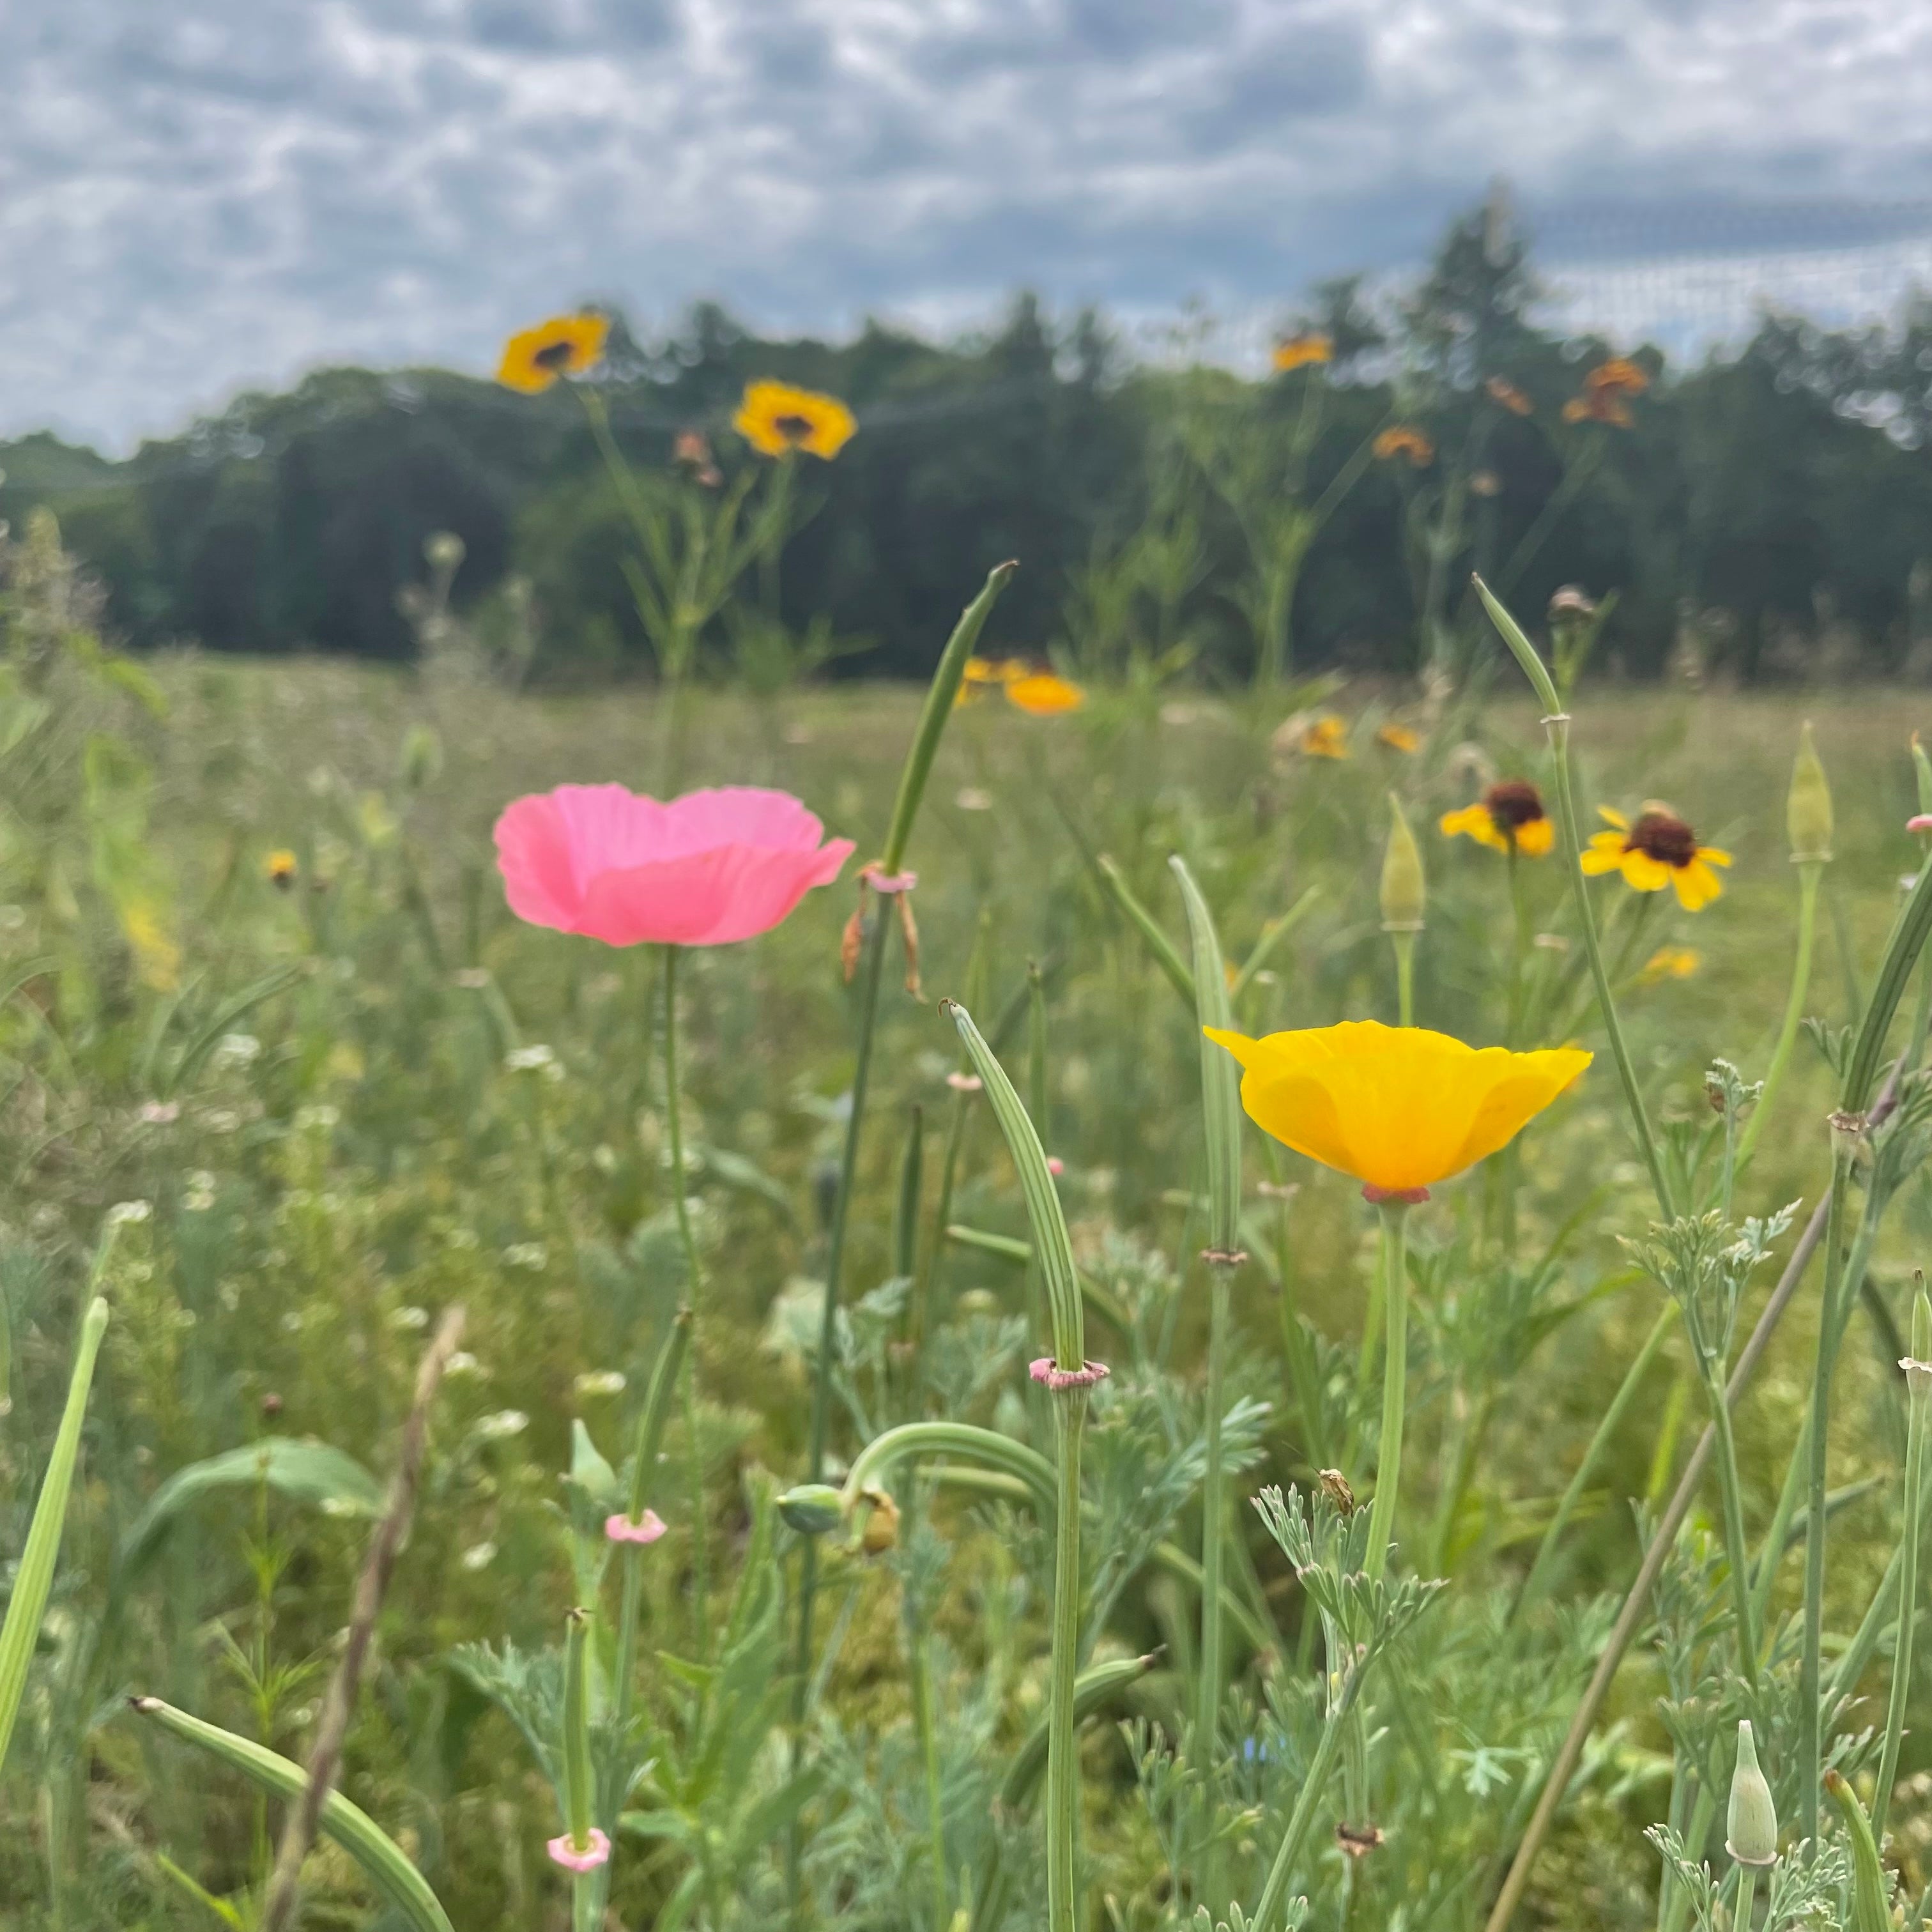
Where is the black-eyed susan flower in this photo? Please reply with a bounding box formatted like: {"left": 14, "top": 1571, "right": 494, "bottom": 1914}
{"left": 733, "top": 380, "right": 857, "bottom": 460}
{"left": 1583, "top": 356, "right": 1649, "bottom": 397}
{"left": 266, "top": 848, "right": 298, "bottom": 891}
{"left": 1582, "top": 805, "right": 1731, "bottom": 910}
{"left": 1298, "top": 715, "right": 1349, "bottom": 760}
{"left": 1373, "top": 425, "right": 1435, "bottom": 465}
{"left": 1376, "top": 723, "right": 1420, "bottom": 754}
{"left": 1439, "top": 779, "right": 1554, "bottom": 857}
{"left": 1640, "top": 946, "right": 1701, "bottom": 984}
{"left": 1005, "top": 671, "right": 1084, "bottom": 716}
{"left": 497, "top": 314, "right": 610, "bottom": 394}
{"left": 1485, "top": 376, "right": 1534, "bottom": 416}
{"left": 1204, "top": 1019, "right": 1590, "bottom": 1200}
{"left": 1273, "top": 332, "right": 1333, "bottom": 372}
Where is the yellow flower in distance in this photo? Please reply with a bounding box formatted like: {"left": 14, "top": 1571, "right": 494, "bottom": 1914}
{"left": 1374, "top": 425, "right": 1435, "bottom": 465}
{"left": 1640, "top": 946, "right": 1701, "bottom": 984}
{"left": 265, "top": 848, "right": 298, "bottom": 890}
{"left": 1299, "top": 715, "right": 1349, "bottom": 760}
{"left": 497, "top": 313, "right": 610, "bottom": 393}
{"left": 733, "top": 380, "right": 857, "bottom": 459}
{"left": 1273, "top": 332, "right": 1333, "bottom": 372}
{"left": 1582, "top": 805, "right": 1730, "bottom": 910}
{"left": 1204, "top": 1020, "right": 1591, "bottom": 1199}
{"left": 1440, "top": 779, "right": 1554, "bottom": 856}
{"left": 1584, "top": 356, "right": 1650, "bottom": 397}
{"left": 1005, "top": 671, "right": 1085, "bottom": 716}
{"left": 1376, "top": 723, "right": 1420, "bottom": 754}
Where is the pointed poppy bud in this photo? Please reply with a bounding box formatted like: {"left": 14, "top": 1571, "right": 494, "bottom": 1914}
{"left": 1726, "top": 1720, "right": 1779, "bottom": 1866}
{"left": 1786, "top": 721, "right": 1833, "bottom": 864}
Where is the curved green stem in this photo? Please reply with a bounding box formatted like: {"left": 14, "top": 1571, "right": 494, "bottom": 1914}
{"left": 1366, "top": 1203, "right": 1410, "bottom": 1581}
{"left": 1740, "top": 862, "right": 1821, "bottom": 1170}
{"left": 842, "top": 1420, "right": 1056, "bottom": 1517}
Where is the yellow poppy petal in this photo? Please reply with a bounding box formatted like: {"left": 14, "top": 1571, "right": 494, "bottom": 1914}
{"left": 1448, "top": 1051, "right": 1593, "bottom": 1172}
{"left": 1515, "top": 816, "right": 1556, "bottom": 857}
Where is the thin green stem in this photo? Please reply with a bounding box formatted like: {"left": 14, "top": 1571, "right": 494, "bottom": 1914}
{"left": 1195, "top": 1266, "right": 1231, "bottom": 1903}
{"left": 1510, "top": 1303, "right": 1673, "bottom": 1623}
{"left": 1392, "top": 931, "right": 1416, "bottom": 1027}
{"left": 1873, "top": 1365, "right": 1929, "bottom": 1843}
{"left": 659, "top": 946, "right": 710, "bottom": 1660}
{"left": 1733, "top": 1863, "right": 1758, "bottom": 1932}
{"left": 1740, "top": 862, "right": 1821, "bottom": 1170}
{"left": 1701, "top": 1368, "right": 1762, "bottom": 1694}
{"left": 1046, "top": 1390, "right": 1089, "bottom": 1932}
{"left": 1251, "top": 1664, "right": 1366, "bottom": 1932}
{"left": 1366, "top": 1204, "right": 1410, "bottom": 1581}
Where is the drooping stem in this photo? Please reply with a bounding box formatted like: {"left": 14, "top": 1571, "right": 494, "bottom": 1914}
{"left": 1045, "top": 1390, "right": 1089, "bottom": 1932}
{"left": 1366, "top": 1202, "right": 1410, "bottom": 1581}
{"left": 1739, "top": 860, "right": 1821, "bottom": 1170}
{"left": 659, "top": 945, "right": 710, "bottom": 1659}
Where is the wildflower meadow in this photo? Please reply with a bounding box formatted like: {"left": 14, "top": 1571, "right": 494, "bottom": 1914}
{"left": 8, "top": 296, "right": 1932, "bottom": 1932}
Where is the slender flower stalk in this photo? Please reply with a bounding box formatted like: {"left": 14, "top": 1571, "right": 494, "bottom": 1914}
{"left": 1366, "top": 1200, "right": 1410, "bottom": 1580}
{"left": 1474, "top": 576, "right": 1673, "bottom": 1216}
{"left": 612, "top": 1309, "right": 689, "bottom": 1736}
{"left": 1379, "top": 792, "right": 1425, "bottom": 1027}
{"left": 1873, "top": 1279, "right": 1932, "bottom": 1844}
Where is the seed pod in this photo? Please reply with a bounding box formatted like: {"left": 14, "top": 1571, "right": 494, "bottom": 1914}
{"left": 1786, "top": 721, "right": 1834, "bottom": 864}
{"left": 776, "top": 1483, "right": 846, "bottom": 1537}
{"left": 1726, "top": 1719, "right": 1779, "bottom": 1866}
{"left": 1379, "top": 792, "right": 1426, "bottom": 934}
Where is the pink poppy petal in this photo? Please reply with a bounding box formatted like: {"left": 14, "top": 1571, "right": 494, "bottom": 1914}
{"left": 659, "top": 786, "right": 829, "bottom": 857}
{"left": 494, "top": 795, "right": 587, "bottom": 931}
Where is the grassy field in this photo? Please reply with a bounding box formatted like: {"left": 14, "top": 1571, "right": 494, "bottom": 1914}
{"left": 3, "top": 617, "right": 1931, "bottom": 1929}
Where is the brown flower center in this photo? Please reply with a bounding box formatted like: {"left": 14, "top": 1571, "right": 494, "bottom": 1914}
{"left": 773, "top": 413, "right": 814, "bottom": 443}
{"left": 532, "top": 338, "right": 576, "bottom": 372}
{"left": 1627, "top": 810, "right": 1698, "bottom": 868}
{"left": 1483, "top": 779, "right": 1546, "bottom": 832}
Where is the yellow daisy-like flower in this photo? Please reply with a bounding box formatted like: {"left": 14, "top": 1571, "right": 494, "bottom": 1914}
{"left": 497, "top": 313, "right": 610, "bottom": 394}
{"left": 1439, "top": 780, "right": 1555, "bottom": 857}
{"left": 1204, "top": 1019, "right": 1591, "bottom": 1199}
{"left": 1005, "top": 671, "right": 1085, "bottom": 717}
{"left": 1581, "top": 806, "right": 1731, "bottom": 910}
{"left": 1373, "top": 425, "right": 1435, "bottom": 465}
{"left": 265, "top": 848, "right": 298, "bottom": 890}
{"left": 1376, "top": 723, "right": 1420, "bottom": 754}
{"left": 1584, "top": 356, "right": 1650, "bottom": 397}
{"left": 1300, "top": 715, "right": 1349, "bottom": 760}
{"left": 733, "top": 380, "right": 857, "bottom": 460}
{"left": 1640, "top": 946, "right": 1701, "bottom": 984}
{"left": 1273, "top": 332, "right": 1334, "bottom": 372}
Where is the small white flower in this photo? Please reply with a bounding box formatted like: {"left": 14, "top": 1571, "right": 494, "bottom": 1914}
{"left": 574, "top": 1370, "right": 627, "bottom": 1398}
{"left": 139, "top": 1100, "right": 181, "bottom": 1125}
{"left": 475, "top": 1409, "right": 528, "bottom": 1440}
{"left": 504, "top": 1044, "right": 556, "bottom": 1073}
{"left": 461, "top": 1540, "right": 498, "bottom": 1571}
{"left": 503, "top": 1242, "right": 548, "bottom": 1271}
{"left": 105, "top": 1199, "right": 153, "bottom": 1228}
{"left": 445, "top": 1350, "right": 482, "bottom": 1377}
{"left": 390, "top": 1305, "right": 430, "bottom": 1331}
{"left": 211, "top": 1033, "right": 261, "bottom": 1071}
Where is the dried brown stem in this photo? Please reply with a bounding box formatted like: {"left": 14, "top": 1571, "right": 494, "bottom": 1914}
{"left": 259, "top": 1305, "right": 465, "bottom": 1932}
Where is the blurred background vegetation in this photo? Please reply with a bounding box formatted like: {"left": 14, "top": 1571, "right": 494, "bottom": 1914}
{"left": 13, "top": 198, "right": 1932, "bottom": 687}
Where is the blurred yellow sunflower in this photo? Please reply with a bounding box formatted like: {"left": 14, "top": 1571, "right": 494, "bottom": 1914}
{"left": 1299, "top": 715, "right": 1349, "bottom": 760}
{"left": 1440, "top": 780, "right": 1554, "bottom": 856}
{"left": 733, "top": 380, "right": 857, "bottom": 459}
{"left": 1005, "top": 671, "right": 1085, "bottom": 717}
{"left": 1582, "top": 806, "right": 1730, "bottom": 910}
{"left": 1273, "top": 333, "right": 1334, "bottom": 372}
{"left": 497, "top": 313, "right": 609, "bottom": 394}
{"left": 1640, "top": 946, "right": 1701, "bottom": 984}
{"left": 1376, "top": 723, "right": 1420, "bottom": 753}
{"left": 1373, "top": 425, "right": 1435, "bottom": 465}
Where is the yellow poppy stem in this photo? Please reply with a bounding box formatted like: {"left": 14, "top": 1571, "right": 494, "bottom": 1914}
{"left": 1365, "top": 1202, "right": 1411, "bottom": 1581}
{"left": 1392, "top": 930, "right": 1416, "bottom": 1027}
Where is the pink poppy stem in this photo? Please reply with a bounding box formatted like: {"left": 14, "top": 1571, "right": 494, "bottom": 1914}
{"left": 659, "top": 945, "right": 710, "bottom": 1665}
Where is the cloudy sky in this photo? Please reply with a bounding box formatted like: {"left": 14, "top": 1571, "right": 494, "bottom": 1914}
{"left": 10, "top": 0, "right": 1932, "bottom": 450}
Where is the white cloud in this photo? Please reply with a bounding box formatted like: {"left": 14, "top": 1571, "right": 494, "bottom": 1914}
{"left": 8, "top": 0, "right": 1932, "bottom": 447}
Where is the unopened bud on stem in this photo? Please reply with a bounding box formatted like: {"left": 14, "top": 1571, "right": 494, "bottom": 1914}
{"left": 1726, "top": 1719, "right": 1779, "bottom": 1866}
{"left": 1786, "top": 721, "right": 1833, "bottom": 864}
{"left": 1379, "top": 792, "right": 1425, "bottom": 934}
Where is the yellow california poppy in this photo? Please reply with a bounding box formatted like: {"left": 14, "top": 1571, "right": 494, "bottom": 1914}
{"left": 497, "top": 314, "right": 610, "bottom": 394}
{"left": 1582, "top": 806, "right": 1730, "bottom": 910}
{"left": 1640, "top": 946, "right": 1701, "bottom": 983}
{"left": 1439, "top": 779, "right": 1556, "bottom": 857}
{"left": 1299, "top": 715, "right": 1349, "bottom": 759}
{"left": 1204, "top": 1020, "right": 1591, "bottom": 1198}
{"left": 1376, "top": 723, "right": 1420, "bottom": 753}
{"left": 1273, "top": 333, "right": 1334, "bottom": 372}
{"left": 1005, "top": 671, "right": 1085, "bottom": 716}
{"left": 733, "top": 380, "right": 857, "bottom": 459}
{"left": 1373, "top": 425, "right": 1435, "bottom": 465}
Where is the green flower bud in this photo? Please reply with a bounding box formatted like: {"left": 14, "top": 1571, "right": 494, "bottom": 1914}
{"left": 777, "top": 1482, "right": 846, "bottom": 1536}
{"left": 1786, "top": 721, "right": 1833, "bottom": 864}
{"left": 1379, "top": 792, "right": 1426, "bottom": 934}
{"left": 1726, "top": 1719, "right": 1779, "bottom": 1866}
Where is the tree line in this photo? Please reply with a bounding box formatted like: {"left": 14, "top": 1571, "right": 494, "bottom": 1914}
{"left": 8, "top": 202, "right": 1932, "bottom": 685}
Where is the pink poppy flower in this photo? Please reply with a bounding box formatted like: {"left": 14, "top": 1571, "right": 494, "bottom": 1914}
{"left": 494, "top": 785, "right": 854, "bottom": 948}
